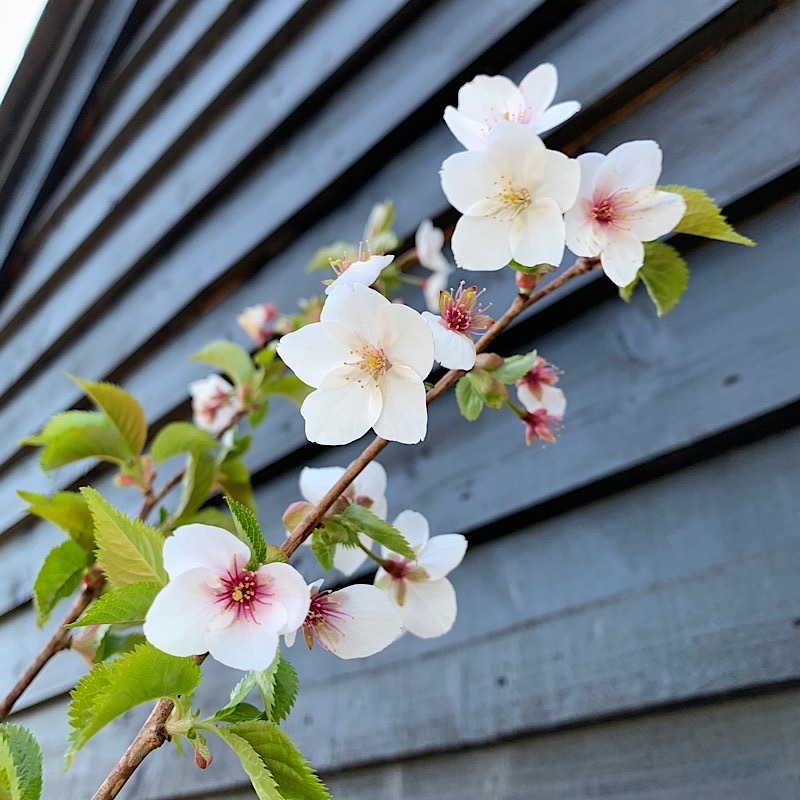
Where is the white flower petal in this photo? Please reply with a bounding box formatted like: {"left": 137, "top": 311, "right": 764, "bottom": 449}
{"left": 600, "top": 228, "right": 645, "bottom": 287}
{"left": 443, "top": 106, "right": 486, "bottom": 150}
{"left": 299, "top": 465, "right": 346, "bottom": 506}
{"left": 519, "top": 63, "right": 558, "bottom": 116}
{"left": 451, "top": 214, "right": 512, "bottom": 271}
{"left": 320, "top": 283, "right": 389, "bottom": 343}
{"left": 320, "top": 585, "right": 404, "bottom": 659}
{"left": 575, "top": 152, "right": 606, "bottom": 198}
{"left": 418, "top": 534, "right": 467, "bottom": 580}
{"left": 325, "top": 255, "right": 392, "bottom": 295}
{"left": 510, "top": 199, "right": 566, "bottom": 267}
{"left": 189, "top": 374, "right": 232, "bottom": 399}
{"left": 423, "top": 269, "right": 452, "bottom": 313}
{"left": 530, "top": 149, "right": 580, "bottom": 211}
{"left": 163, "top": 524, "right": 250, "bottom": 579}
{"left": 301, "top": 367, "right": 382, "bottom": 446}
{"left": 332, "top": 541, "right": 368, "bottom": 576}
{"left": 422, "top": 312, "right": 476, "bottom": 370}
{"left": 373, "top": 365, "right": 427, "bottom": 444}
{"left": 607, "top": 140, "right": 662, "bottom": 188}
{"left": 535, "top": 100, "right": 581, "bottom": 134}
{"left": 626, "top": 190, "right": 686, "bottom": 241}
{"left": 540, "top": 384, "right": 566, "bottom": 418}
{"left": 206, "top": 619, "right": 280, "bottom": 671}
{"left": 484, "top": 122, "right": 544, "bottom": 181}
{"left": 389, "top": 509, "right": 430, "bottom": 555}
{"left": 143, "top": 568, "right": 220, "bottom": 656}
{"left": 353, "top": 462, "right": 388, "bottom": 509}
{"left": 276, "top": 322, "right": 350, "bottom": 388}
{"left": 564, "top": 198, "right": 601, "bottom": 258}
{"left": 376, "top": 301, "right": 434, "bottom": 378}
{"left": 398, "top": 577, "right": 457, "bottom": 639}
{"left": 415, "top": 219, "right": 448, "bottom": 271}
{"left": 458, "top": 74, "right": 522, "bottom": 118}
{"left": 257, "top": 562, "right": 311, "bottom": 634}
{"left": 440, "top": 150, "right": 499, "bottom": 213}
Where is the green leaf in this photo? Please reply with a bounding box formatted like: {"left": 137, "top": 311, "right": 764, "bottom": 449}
{"left": 82, "top": 488, "right": 167, "bottom": 588}
{"left": 0, "top": 724, "right": 43, "bottom": 800}
{"left": 341, "top": 504, "right": 415, "bottom": 560}
{"left": 66, "top": 644, "right": 201, "bottom": 766}
{"left": 32, "top": 540, "right": 90, "bottom": 626}
{"left": 66, "top": 582, "right": 161, "bottom": 627}
{"left": 490, "top": 351, "right": 538, "bottom": 384}
{"left": 226, "top": 498, "right": 267, "bottom": 568}
{"left": 264, "top": 374, "right": 313, "bottom": 406}
{"left": 619, "top": 273, "right": 640, "bottom": 303}
{"left": 17, "top": 490, "right": 94, "bottom": 550}
{"left": 309, "top": 533, "right": 335, "bottom": 571}
{"left": 211, "top": 727, "right": 282, "bottom": 800}
{"left": 191, "top": 340, "right": 255, "bottom": 386}
{"left": 468, "top": 369, "right": 507, "bottom": 409}
{"left": 639, "top": 241, "right": 690, "bottom": 316}
{"left": 306, "top": 241, "right": 356, "bottom": 271}
{"left": 218, "top": 457, "right": 257, "bottom": 513}
{"left": 182, "top": 507, "right": 237, "bottom": 535}
{"left": 226, "top": 671, "right": 258, "bottom": 708}
{"left": 227, "top": 720, "right": 330, "bottom": 800}
{"left": 270, "top": 657, "right": 299, "bottom": 723}
{"left": 21, "top": 411, "right": 131, "bottom": 470}
{"left": 455, "top": 375, "right": 484, "bottom": 421}
{"left": 71, "top": 377, "right": 148, "bottom": 455}
{"left": 212, "top": 703, "right": 264, "bottom": 723}
{"left": 660, "top": 184, "right": 755, "bottom": 246}
{"left": 150, "top": 422, "right": 219, "bottom": 462}
{"left": 92, "top": 631, "right": 147, "bottom": 664}
{"left": 172, "top": 451, "right": 217, "bottom": 527}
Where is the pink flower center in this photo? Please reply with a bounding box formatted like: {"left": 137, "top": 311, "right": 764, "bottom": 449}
{"left": 215, "top": 558, "right": 271, "bottom": 623}
{"left": 590, "top": 193, "right": 625, "bottom": 228}
{"left": 345, "top": 343, "right": 392, "bottom": 386}
{"left": 517, "top": 357, "right": 560, "bottom": 395}
{"left": 440, "top": 283, "right": 493, "bottom": 335}
{"left": 523, "top": 409, "right": 560, "bottom": 445}
{"left": 382, "top": 557, "right": 412, "bottom": 580}
{"left": 303, "top": 589, "right": 353, "bottom": 650}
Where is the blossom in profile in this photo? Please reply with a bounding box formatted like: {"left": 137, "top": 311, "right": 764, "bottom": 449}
{"left": 285, "top": 579, "right": 403, "bottom": 659}
{"left": 564, "top": 140, "right": 686, "bottom": 287}
{"left": 292, "top": 461, "right": 388, "bottom": 575}
{"left": 237, "top": 302, "right": 278, "bottom": 347}
{"left": 421, "top": 283, "right": 492, "bottom": 370}
{"left": 416, "top": 219, "right": 454, "bottom": 312}
{"left": 325, "top": 253, "right": 393, "bottom": 295}
{"left": 374, "top": 510, "right": 467, "bottom": 638}
{"left": 143, "top": 524, "right": 310, "bottom": 671}
{"left": 277, "top": 283, "right": 434, "bottom": 445}
{"left": 440, "top": 123, "right": 580, "bottom": 271}
{"left": 189, "top": 374, "right": 240, "bottom": 435}
{"left": 518, "top": 384, "right": 566, "bottom": 445}
{"left": 444, "top": 63, "right": 580, "bottom": 150}
{"left": 516, "top": 356, "right": 560, "bottom": 407}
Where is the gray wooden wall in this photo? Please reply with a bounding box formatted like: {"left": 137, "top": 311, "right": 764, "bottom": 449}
{"left": 1, "top": 0, "right": 798, "bottom": 797}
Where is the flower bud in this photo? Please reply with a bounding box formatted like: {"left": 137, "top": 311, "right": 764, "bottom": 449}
{"left": 474, "top": 352, "right": 504, "bottom": 370}
{"left": 283, "top": 501, "right": 313, "bottom": 532}
{"left": 515, "top": 271, "right": 539, "bottom": 293}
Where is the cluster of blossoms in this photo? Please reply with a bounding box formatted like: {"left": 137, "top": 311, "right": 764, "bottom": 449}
{"left": 515, "top": 356, "right": 565, "bottom": 444}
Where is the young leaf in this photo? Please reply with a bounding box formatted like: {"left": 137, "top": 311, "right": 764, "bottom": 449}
{"left": 270, "top": 657, "right": 299, "bottom": 723}
{"left": 212, "top": 702, "right": 264, "bottom": 723}
{"left": 17, "top": 490, "right": 94, "bottom": 550}
{"left": 264, "top": 374, "right": 313, "bottom": 406}
{"left": 660, "top": 184, "right": 755, "bottom": 246}
{"left": 32, "top": 540, "right": 90, "bottom": 626}
{"left": 490, "top": 351, "right": 538, "bottom": 384}
{"left": 341, "top": 504, "right": 416, "bottom": 560}
{"left": 82, "top": 487, "right": 167, "bottom": 588}
{"left": 172, "top": 451, "right": 217, "bottom": 527}
{"left": 211, "top": 726, "right": 282, "bottom": 800}
{"left": 71, "top": 377, "right": 148, "bottom": 455}
{"left": 150, "top": 422, "right": 218, "bottom": 462}
{"left": 226, "top": 497, "right": 267, "bottom": 568}
{"left": 191, "top": 340, "right": 255, "bottom": 386}
{"left": 0, "top": 724, "right": 43, "bottom": 800}
{"left": 66, "top": 644, "right": 201, "bottom": 766}
{"left": 66, "top": 582, "right": 161, "bottom": 627}
{"left": 639, "top": 241, "right": 690, "bottom": 316}
{"left": 226, "top": 721, "right": 330, "bottom": 800}
{"left": 310, "top": 533, "right": 335, "bottom": 571}
{"left": 468, "top": 369, "right": 508, "bottom": 409}
{"left": 92, "top": 632, "right": 146, "bottom": 664}
{"left": 455, "top": 375, "right": 484, "bottom": 421}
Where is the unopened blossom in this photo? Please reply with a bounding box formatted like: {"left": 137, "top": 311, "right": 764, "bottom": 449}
{"left": 277, "top": 283, "right": 434, "bottom": 445}
{"left": 237, "top": 302, "right": 278, "bottom": 347}
{"left": 416, "top": 219, "right": 454, "bottom": 312}
{"left": 189, "top": 374, "right": 240, "bottom": 435}
{"left": 144, "top": 524, "right": 309, "bottom": 671}
{"left": 441, "top": 122, "right": 580, "bottom": 271}
{"left": 374, "top": 510, "right": 467, "bottom": 639}
{"left": 518, "top": 384, "right": 566, "bottom": 445}
{"left": 444, "top": 63, "right": 580, "bottom": 150}
{"left": 516, "top": 356, "right": 560, "bottom": 407}
{"left": 325, "top": 252, "right": 393, "bottom": 295}
{"left": 290, "top": 461, "right": 388, "bottom": 575}
{"left": 421, "top": 283, "right": 492, "bottom": 370}
{"left": 285, "top": 580, "right": 403, "bottom": 659}
{"left": 564, "top": 140, "right": 686, "bottom": 286}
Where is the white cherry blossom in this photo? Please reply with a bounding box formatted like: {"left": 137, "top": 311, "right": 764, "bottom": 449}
{"left": 189, "top": 374, "right": 240, "bottom": 435}
{"left": 143, "top": 524, "right": 309, "bottom": 671}
{"left": 374, "top": 510, "right": 467, "bottom": 638}
{"left": 237, "top": 302, "right": 278, "bottom": 347}
{"left": 441, "top": 122, "right": 580, "bottom": 271}
{"left": 325, "top": 253, "right": 393, "bottom": 295}
{"left": 444, "top": 63, "right": 580, "bottom": 150}
{"left": 564, "top": 140, "right": 686, "bottom": 286}
{"left": 416, "top": 219, "right": 454, "bottom": 312}
{"left": 277, "top": 283, "right": 434, "bottom": 445}
{"left": 285, "top": 579, "right": 403, "bottom": 659}
{"left": 517, "top": 383, "right": 566, "bottom": 445}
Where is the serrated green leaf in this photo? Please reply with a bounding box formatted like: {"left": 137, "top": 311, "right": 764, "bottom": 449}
{"left": 490, "top": 351, "right": 538, "bottom": 384}
{"left": 341, "top": 504, "right": 415, "bottom": 560}
{"left": 150, "top": 422, "right": 219, "bottom": 462}
{"left": 270, "top": 657, "right": 298, "bottom": 723}
{"left": 660, "top": 184, "right": 755, "bottom": 246}
{"left": 619, "top": 273, "right": 640, "bottom": 303}
{"left": 191, "top": 340, "right": 255, "bottom": 386}
{"left": 227, "top": 720, "right": 330, "bottom": 800}
{"left": 32, "top": 540, "right": 90, "bottom": 626}
{"left": 253, "top": 656, "right": 281, "bottom": 714}
{"left": 0, "top": 724, "right": 43, "bottom": 800}
{"left": 227, "top": 671, "right": 258, "bottom": 708}
{"left": 82, "top": 488, "right": 167, "bottom": 588}
{"left": 306, "top": 241, "right": 356, "bottom": 271}
{"left": 92, "top": 631, "right": 147, "bottom": 664}
{"left": 66, "top": 582, "right": 161, "bottom": 627}
{"left": 218, "top": 458, "right": 256, "bottom": 513}
{"left": 71, "top": 377, "right": 148, "bottom": 455}
{"left": 455, "top": 375, "right": 484, "bottom": 421}
{"left": 172, "top": 451, "right": 217, "bottom": 527}
{"left": 226, "top": 498, "right": 267, "bottom": 568}
{"left": 182, "top": 507, "right": 237, "bottom": 534}
{"left": 212, "top": 702, "right": 264, "bottom": 723}
{"left": 211, "top": 727, "right": 282, "bottom": 800}
{"left": 639, "top": 241, "right": 690, "bottom": 316}
{"left": 17, "top": 490, "right": 94, "bottom": 550}
{"left": 66, "top": 643, "right": 201, "bottom": 766}
{"left": 309, "top": 534, "right": 335, "bottom": 571}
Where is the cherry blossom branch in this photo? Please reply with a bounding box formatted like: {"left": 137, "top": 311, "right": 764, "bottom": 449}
{"left": 282, "top": 256, "right": 599, "bottom": 557}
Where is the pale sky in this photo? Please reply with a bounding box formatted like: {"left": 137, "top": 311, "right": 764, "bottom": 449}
{"left": 0, "top": 0, "right": 49, "bottom": 103}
